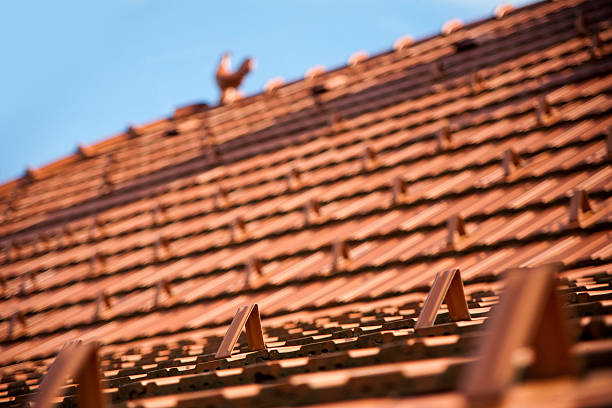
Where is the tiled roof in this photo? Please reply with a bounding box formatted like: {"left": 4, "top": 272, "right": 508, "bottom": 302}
{"left": 1, "top": 0, "right": 612, "bottom": 406}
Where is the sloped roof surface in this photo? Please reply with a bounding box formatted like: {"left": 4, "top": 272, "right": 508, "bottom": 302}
{"left": 1, "top": 0, "right": 612, "bottom": 406}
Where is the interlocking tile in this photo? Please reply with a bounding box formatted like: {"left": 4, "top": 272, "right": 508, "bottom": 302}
{"left": 1, "top": 0, "right": 612, "bottom": 407}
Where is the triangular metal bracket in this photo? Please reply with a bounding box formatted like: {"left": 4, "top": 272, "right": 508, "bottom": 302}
{"left": 331, "top": 239, "right": 350, "bottom": 272}
{"left": 391, "top": 176, "right": 407, "bottom": 205}
{"left": 536, "top": 95, "right": 553, "bottom": 125}
{"left": 31, "top": 341, "right": 104, "bottom": 408}
{"left": 303, "top": 198, "right": 321, "bottom": 226}
{"left": 7, "top": 310, "right": 26, "bottom": 340}
{"left": 361, "top": 146, "right": 377, "bottom": 171}
{"left": 92, "top": 292, "right": 112, "bottom": 322}
{"left": 437, "top": 125, "right": 452, "bottom": 150}
{"left": 230, "top": 216, "right": 247, "bottom": 243}
{"left": 569, "top": 189, "right": 592, "bottom": 225}
{"left": 330, "top": 110, "right": 344, "bottom": 133}
{"left": 446, "top": 215, "right": 467, "bottom": 248}
{"left": 153, "top": 279, "right": 173, "bottom": 308}
{"left": 215, "top": 304, "right": 266, "bottom": 358}
{"left": 502, "top": 149, "right": 521, "bottom": 178}
{"left": 151, "top": 202, "right": 167, "bottom": 227}
{"left": 244, "top": 257, "right": 264, "bottom": 288}
{"left": 460, "top": 263, "right": 575, "bottom": 403}
{"left": 286, "top": 167, "right": 302, "bottom": 191}
{"left": 415, "top": 268, "right": 471, "bottom": 329}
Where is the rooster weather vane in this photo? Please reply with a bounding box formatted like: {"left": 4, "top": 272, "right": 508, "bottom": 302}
{"left": 215, "top": 52, "right": 256, "bottom": 104}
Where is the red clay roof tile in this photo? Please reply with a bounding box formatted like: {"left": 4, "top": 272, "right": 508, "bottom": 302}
{"left": 1, "top": 0, "right": 612, "bottom": 406}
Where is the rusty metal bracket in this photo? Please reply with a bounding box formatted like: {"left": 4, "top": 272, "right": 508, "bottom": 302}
{"left": 460, "top": 263, "right": 575, "bottom": 404}
{"left": 415, "top": 268, "right": 471, "bottom": 329}
{"left": 31, "top": 341, "right": 105, "bottom": 408}
{"left": 215, "top": 304, "right": 266, "bottom": 358}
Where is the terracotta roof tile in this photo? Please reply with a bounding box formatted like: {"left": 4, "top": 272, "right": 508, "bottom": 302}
{"left": 1, "top": 0, "right": 612, "bottom": 406}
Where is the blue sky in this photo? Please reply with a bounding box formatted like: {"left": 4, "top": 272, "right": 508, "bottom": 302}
{"left": 0, "top": 0, "right": 532, "bottom": 183}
